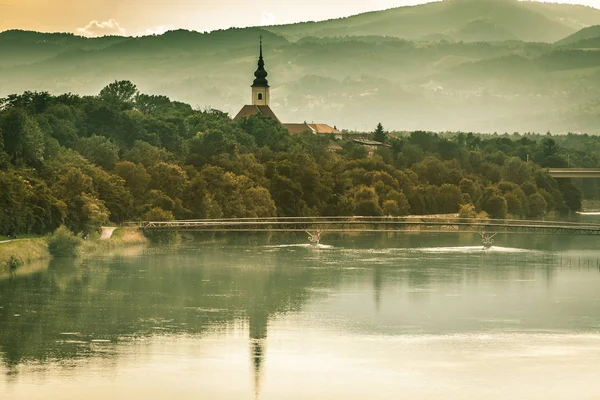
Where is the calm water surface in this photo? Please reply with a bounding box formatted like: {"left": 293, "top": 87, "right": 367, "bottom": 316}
{"left": 1, "top": 233, "right": 600, "bottom": 399}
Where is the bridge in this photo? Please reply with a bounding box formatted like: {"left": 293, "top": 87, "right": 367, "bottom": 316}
{"left": 124, "top": 216, "right": 600, "bottom": 236}
{"left": 547, "top": 168, "right": 600, "bottom": 179}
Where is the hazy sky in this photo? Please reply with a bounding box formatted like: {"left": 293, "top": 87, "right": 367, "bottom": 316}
{"left": 1, "top": 0, "right": 599, "bottom": 36}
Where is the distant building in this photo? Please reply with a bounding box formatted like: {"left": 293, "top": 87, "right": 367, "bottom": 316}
{"left": 282, "top": 122, "right": 341, "bottom": 138}
{"left": 352, "top": 138, "right": 389, "bottom": 158}
{"left": 233, "top": 38, "right": 339, "bottom": 136}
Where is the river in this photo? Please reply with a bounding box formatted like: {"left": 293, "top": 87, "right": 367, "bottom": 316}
{"left": 1, "top": 232, "right": 600, "bottom": 399}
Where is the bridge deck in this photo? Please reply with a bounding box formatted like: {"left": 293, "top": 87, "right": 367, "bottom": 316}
{"left": 548, "top": 168, "right": 600, "bottom": 178}
{"left": 126, "top": 217, "right": 600, "bottom": 236}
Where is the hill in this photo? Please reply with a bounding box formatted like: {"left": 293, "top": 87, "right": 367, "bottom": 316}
{"left": 556, "top": 25, "right": 600, "bottom": 45}
{"left": 266, "top": 0, "right": 600, "bottom": 43}
{"left": 2, "top": 1, "right": 600, "bottom": 133}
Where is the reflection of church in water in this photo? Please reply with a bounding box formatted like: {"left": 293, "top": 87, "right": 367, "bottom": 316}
{"left": 234, "top": 38, "right": 340, "bottom": 136}
{"left": 249, "top": 308, "right": 268, "bottom": 400}
{"left": 243, "top": 266, "right": 383, "bottom": 400}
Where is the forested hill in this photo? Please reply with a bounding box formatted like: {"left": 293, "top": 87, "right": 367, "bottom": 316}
{"left": 3, "top": 1, "right": 600, "bottom": 133}
{"left": 268, "top": 0, "right": 600, "bottom": 43}
{"left": 0, "top": 83, "right": 589, "bottom": 237}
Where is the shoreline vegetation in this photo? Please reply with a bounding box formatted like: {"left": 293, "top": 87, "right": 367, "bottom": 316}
{"left": 0, "top": 227, "right": 147, "bottom": 277}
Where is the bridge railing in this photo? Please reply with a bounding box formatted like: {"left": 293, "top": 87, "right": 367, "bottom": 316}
{"left": 126, "top": 216, "right": 597, "bottom": 225}
{"left": 123, "top": 216, "right": 600, "bottom": 235}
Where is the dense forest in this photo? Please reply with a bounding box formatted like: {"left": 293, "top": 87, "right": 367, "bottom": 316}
{"left": 0, "top": 81, "right": 589, "bottom": 237}
{"left": 2, "top": 0, "right": 600, "bottom": 133}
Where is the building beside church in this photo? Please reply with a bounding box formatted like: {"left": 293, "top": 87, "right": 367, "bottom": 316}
{"left": 233, "top": 38, "right": 340, "bottom": 137}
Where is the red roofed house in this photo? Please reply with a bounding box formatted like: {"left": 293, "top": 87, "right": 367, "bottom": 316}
{"left": 233, "top": 38, "right": 339, "bottom": 137}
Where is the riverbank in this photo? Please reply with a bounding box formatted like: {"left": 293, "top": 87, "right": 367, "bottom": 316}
{"left": 0, "top": 238, "right": 49, "bottom": 276}
{"left": 80, "top": 227, "right": 148, "bottom": 254}
{"left": 0, "top": 228, "right": 148, "bottom": 276}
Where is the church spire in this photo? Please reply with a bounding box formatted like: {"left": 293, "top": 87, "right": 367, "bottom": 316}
{"left": 252, "top": 35, "right": 269, "bottom": 88}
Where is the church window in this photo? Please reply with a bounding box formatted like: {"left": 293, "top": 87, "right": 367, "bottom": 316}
{"left": 258, "top": 93, "right": 263, "bottom": 100}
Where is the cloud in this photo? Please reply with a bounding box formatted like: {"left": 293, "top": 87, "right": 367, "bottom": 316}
{"left": 77, "top": 19, "right": 127, "bottom": 37}
{"left": 260, "top": 12, "right": 276, "bottom": 26}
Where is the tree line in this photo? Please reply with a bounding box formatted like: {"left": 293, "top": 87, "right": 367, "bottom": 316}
{"left": 0, "top": 81, "right": 584, "bottom": 237}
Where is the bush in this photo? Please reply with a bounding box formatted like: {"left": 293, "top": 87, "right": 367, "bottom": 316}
{"left": 7, "top": 255, "right": 24, "bottom": 272}
{"left": 47, "top": 226, "right": 82, "bottom": 257}
{"left": 144, "top": 207, "right": 175, "bottom": 221}
{"left": 458, "top": 203, "right": 477, "bottom": 219}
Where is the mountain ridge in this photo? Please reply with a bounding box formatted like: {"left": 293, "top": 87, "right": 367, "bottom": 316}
{"left": 2, "top": 1, "right": 600, "bottom": 133}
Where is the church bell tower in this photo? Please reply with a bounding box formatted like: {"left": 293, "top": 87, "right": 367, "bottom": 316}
{"left": 252, "top": 36, "right": 270, "bottom": 106}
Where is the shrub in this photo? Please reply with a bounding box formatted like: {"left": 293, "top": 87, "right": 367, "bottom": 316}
{"left": 458, "top": 203, "right": 477, "bottom": 219}
{"left": 47, "top": 226, "right": 82, "bottom": 257}
{"left": 7, "top": 255, "right": 24, "bottom": 272}
{"left": 144, "top": 207, "right": 175, "bottom": 221}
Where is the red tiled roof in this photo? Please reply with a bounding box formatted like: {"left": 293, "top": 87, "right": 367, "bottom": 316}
{"left": 233, "top": 105, "right": 280, "bottom": 123}
{"left": 282, "top": 123, "right": 315, "bottom": 134}
{"left": 307, "top": 124, "right": 340, "bottom": 134}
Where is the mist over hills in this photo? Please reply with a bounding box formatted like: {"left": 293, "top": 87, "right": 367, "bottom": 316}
{"left": 2, "top": 0, "right": 600, "bottom": 133}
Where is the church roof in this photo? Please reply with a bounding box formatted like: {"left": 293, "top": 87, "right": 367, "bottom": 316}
{"left": 252, "top": 37, "right": 269, "bottom": 88}
{"left": 233, "top": 105, "right": 280, "bottom": 123}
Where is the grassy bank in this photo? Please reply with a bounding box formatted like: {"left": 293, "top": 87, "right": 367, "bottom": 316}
{"left": 0, "top": 228, "right": 147, "bottom": 275}
{"left": 0, "top": 238, "right": 50, "bottom": 273}
{"left": 80, "top": 227, "right": 148, "bottom": 254}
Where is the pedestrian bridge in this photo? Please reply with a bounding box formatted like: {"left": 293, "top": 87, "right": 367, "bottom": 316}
{"left": 547, "top": 169, "right": 600, "bottom": 179}
{"left": 124, "top": 216, "right": 600, "bottom": 236}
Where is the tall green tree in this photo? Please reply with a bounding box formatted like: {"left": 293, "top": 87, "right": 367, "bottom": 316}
{"left": 373, "top": 122, "right": 387, "bottom": 143}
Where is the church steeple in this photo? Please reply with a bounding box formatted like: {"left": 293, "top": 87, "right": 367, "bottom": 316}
{"left": 251, "top": 36, "right": 270, "bottom": 106}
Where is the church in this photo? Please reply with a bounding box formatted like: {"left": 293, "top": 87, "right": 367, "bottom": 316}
{"left": 233, "top": 38, "right": 340, "bottom": 137}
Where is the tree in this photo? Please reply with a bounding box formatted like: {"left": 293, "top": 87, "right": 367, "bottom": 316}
{"left": 503, "top": 157, "right": 532, "bottom": 184}
{"left": 383, "top": 200, "right": 401, "bottom": 216}
{"left": 412, "top": 156, "right": 447, "bottom": 186}
{"left": 386, "top": 190, "right": 410, "bottom": 216}
{"left": 436, "top": 184, "right": 462, "bottom": 214}
{"left": 0, "top": 109, "right": 46, "bottom": 165}
{"left": 527, "top": 193, "right": 547, "bottom": 218}
{"left": 149, "top": 162, "right": 189, "bottom": 200}
{"left": 458, "top": 203, "right": 477, "bottom": 219}
{"left": 459, "top": 178, "right": 481, "bottom": 206}
{"left": 505, "top": 192, "right": 523, "bottom": 217}
{"left": 559, "top": 180, "right": 582, "bottom": 213}
{"left": 241, "top": 114, "right": 289, "bottom": 150}
{"left": 270, "top": 173, "right": 304, "bottom": 216}
{"left": 373, "top": 123, "right": 387, "bottom": 143}
{"left": 114, "top": 161, "right": 151, "bottom": 197}
{"left": 125, "top": 140, "right": 174, "bottom": 168}
{"left": 484, "top": 195, "right": 507, "bottom": 219}
{"left": 144, "top": 207, "right": 175, "bottom": 221}
{"left": 243, "top": 187, "right": 277, "bottom": 218}
{"left": 541, "top": 138, "right": 560, "bottom": 158}
{"left": 93, "top": 170, "right": 134, "bottom": 223}
{"left": 397, "top": 143, "right": 423, "bottom": 167}
{"left": 79, "top": 192, "right": 110, "bottom": 234}
{"left": 51, "top": 167, "right": 98, "bottom": 232}
{"left": 520, "top": 181, "right": 537, "bottom": 196}
{"left": 352, "top": 186, "right": 384, "bottom": 216}
{"left": 76, "top": 135, "right": 120, "bottom": 169}
{"left": 100, "top": 80, "right": 138, "bottom": 108}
